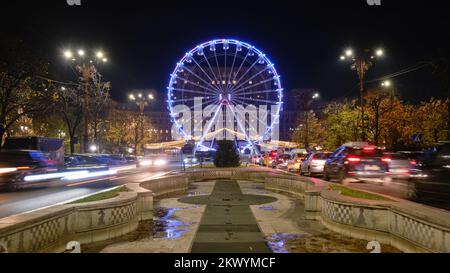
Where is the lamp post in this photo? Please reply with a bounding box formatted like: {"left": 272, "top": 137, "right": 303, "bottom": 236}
{"left": 128, "top": 92, "right": 155, "bottom": 156}
{"left": 303, "top": 92, "right": 320, "bottom": 149}
{"left": 340, "top": 48, "right": 384, "bottom": 141}
{"left": 63, "top": 49, "right": 108, "bottom": 153}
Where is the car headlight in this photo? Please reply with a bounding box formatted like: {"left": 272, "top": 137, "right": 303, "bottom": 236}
{"left": 154, "top": 159, "right": 167, "bottom": 166}
{"left": 139, "top": 160, "right": 153, "bottom": 166}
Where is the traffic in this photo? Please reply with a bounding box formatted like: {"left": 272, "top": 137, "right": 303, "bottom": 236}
{"left": 251, "top": 141, "right": 450, "bottom": 210}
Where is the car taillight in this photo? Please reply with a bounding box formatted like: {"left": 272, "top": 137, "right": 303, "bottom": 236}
{"left": 363, "top": 146, "right": 375, "bottom": 151}
{"left": 381, "top": 157, "right": 391, "bottom": 163}
{"left": 347, "top": 157, "right": 361, "bottom": 163}
{"left": 410, "top": 160, "right": 417, "bottom": 166}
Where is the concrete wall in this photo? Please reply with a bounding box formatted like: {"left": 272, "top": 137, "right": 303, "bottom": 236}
{"left": 261, "top": 173, "right": 450, "bottom": 253}
{"left": 2, "top": 168, "right": 449, "bottom": 253}
{"left": 0, "top": 175, "right": 189, "bottom": 253}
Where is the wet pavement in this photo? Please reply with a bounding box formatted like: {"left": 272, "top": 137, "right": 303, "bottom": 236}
{"left": 82, "top": 180, "right": 400, "bottom": 253}
{"left": 180, "top": 180, "right": 276, "bottom": 253}
{"left": 240, "top": 180, "right": 400, "bottom": 253}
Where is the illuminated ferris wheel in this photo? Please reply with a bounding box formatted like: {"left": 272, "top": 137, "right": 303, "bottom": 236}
{"left": 167, "top": 39, "right": 283, "bottom": 153}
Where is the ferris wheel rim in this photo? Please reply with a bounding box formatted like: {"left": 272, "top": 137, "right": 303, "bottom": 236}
{"left": 167, "top": 39, "right": 284, "bottom": 143}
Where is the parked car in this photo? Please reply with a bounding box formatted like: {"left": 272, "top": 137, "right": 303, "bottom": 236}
{"left": 287, "top": 153, "right": 305, "bottom": 172}
{"left": 274, "top": 154, "right": 292, "bottom": 169}
{"left": 0, "top": 150, "right": 56, "bottom": 191}
{"left": 300, "top": 151, "right": 331, "bottom": 176}
{"left": 323, "top": 142, "right": 390, "bottom": 184}
{"left": 263, "top": 150, "right": 278, "bottom": 167}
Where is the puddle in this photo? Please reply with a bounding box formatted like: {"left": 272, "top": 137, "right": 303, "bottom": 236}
{"left": 259, "top": 205, "right": 276, "bottom": 211}
{"left": 266, "top": 232, "right": 401, "bottom": 253}
{"left": 152, "top": 207, "right": 195, "bottom": 239}
{"left": 266, "top": 233, "right": 303, "bottom": 253}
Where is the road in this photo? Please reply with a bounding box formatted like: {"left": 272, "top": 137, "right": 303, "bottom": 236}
{"left": 0, "top": 163, "right": 183, "bottom": 219}
{"left": 286, "top": 170, "right": 450, "bottom": 211}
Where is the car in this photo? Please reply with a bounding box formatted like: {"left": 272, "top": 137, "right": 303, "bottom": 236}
{"left": 286, "top": 153, "right": 304, "bottom": 172}
{"left": 323, "top": 142, "right": 390, "bottom": 184}
{"left": 274, "top": 154, "right": 292, "bottom": 169}
{"left": 0, "top": 150, "right": 56, "bottom": 191}
{"left": 384, "top": 152, "right": 422, "bottom": 179}
{"left": 300, "top": 151, "right": 331, "bottom": 176}
{"left": 263, "top": 150, "right": 278, "bottom": 167}
{"left": 405, "top": 142, "right": 450, "bottom": 204}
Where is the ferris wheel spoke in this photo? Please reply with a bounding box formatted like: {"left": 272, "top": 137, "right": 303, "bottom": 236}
{"left": 213, "top": 46, "right": 223, "bottom": 83}
{"left": 233, "top": 89, "right": 279, "bottom": 97}
{"left": 173, "top": 76, "right": 219, "bottom": 95}
{"left": 234, "top": 95, "right": 279, "bottom": 105}
{"left": 226, "top": 104, "right": 255, "bottom": 146}
{"left": 190, "top": 57, "right": 222, "bottom": 92}
{"left": 170, "top": 87, "right": 216, "bottom": 97}
{"left": 230, "top": 49, "right": 250, "bottom": 87}
{"left": 226, "top": 45, "right": 239, "bottom": 90}
{"left": 231, "top": 98, "right": 261, "bottom": 123}
{"left": 232, "top": 78, "right": 275, "bottom": 95}
{"left": 202, "top": 53, "right": 222, "bottom": 88}
{"left": 197, "top": 104, "right": 223, "bottom": 146}
{"left": 232, "top": 57, "right": 261, "bottom": 91}
{"left": 187, "top": 97, "right": 219, "bottom": 110}
{"left": 182, "top": 65, "right": 222, "bottom": 93}
{"left": 231, "top": 66, "right": 270, "bottom": 92}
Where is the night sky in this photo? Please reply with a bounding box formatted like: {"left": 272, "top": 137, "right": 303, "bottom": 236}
{"left": 2, "top": 0, "right": 449, "bottom": 106}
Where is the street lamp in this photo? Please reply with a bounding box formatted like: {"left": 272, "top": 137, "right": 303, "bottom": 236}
{"left": 340, "top": 47, "right": 385, "bottom": 141}
{"left": 62, "top": 48, "right": 108, "bottom": 153}
{"left": 381, "top": 80, "right": 391, "bottom": 87}
{"left": 128, "top": 91, "right": 155, "bottom": 156}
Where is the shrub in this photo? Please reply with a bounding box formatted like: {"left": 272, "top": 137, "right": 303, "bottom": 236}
{"left": 213, "top": 140, "right": 241, "bottom": 167}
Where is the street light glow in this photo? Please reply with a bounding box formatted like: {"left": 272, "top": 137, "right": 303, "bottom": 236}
{"left": 102, "top": 58, "right": 108, "bottom": 63}
{"left": 340, "top": 56, "right": 345, "bottom": 60}
{"left": 148, "top": 94, "right": 154, "bottom": 100}
{"left": 382, "top": 80, "right": 391, "bottom": 87}
{"left": 77, "top": 49, "right": 85, "bottom": 56}
{"left": 89, "top": 144, "right": 98, "bottom": 152}
{"left": 129, "top": 94, "right": 136, "bottom": 100}
{"left": 345, "top": 49, "right": 353, "bottom": 57}
{"left": 64, "top": 50, "right": 73, "bottom": 59}
{"left": 96, "top": 51, "right": 104, "bottom": 58}
{"left": 376, "top": 49, "right": 384, "bottom": 57}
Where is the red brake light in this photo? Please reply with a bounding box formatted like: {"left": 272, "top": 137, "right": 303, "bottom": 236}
{"left": 363, "top": 146, "right": 375, "bottom": 152}
{"left": 381, "top": 157, "right": 391, "bottom": 163}
{"left": 410, "top": 160, "right": 417, "bottom": 166}
{"left": 347, "top": 156, "right": 361, "bottom": 162}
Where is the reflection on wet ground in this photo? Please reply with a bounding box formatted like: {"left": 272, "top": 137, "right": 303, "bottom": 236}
{"left": 266, "top": 232, "right": 401, "bottom": 253}
{"left": 240, "top": 181, "right": 402, "bottom": 253}
{"left": 152, "top": 207, "right": 195, "bottom": 239}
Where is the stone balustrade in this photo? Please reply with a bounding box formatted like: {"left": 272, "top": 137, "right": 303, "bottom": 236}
{"left": 1, "top": 167, "right": 449, "bottom": 253}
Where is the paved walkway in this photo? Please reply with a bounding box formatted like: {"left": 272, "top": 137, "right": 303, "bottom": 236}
{"left": 180, "top": 180, "right": 275, "bottom": 253}
{"left": 92, "top": 180, "right": 399, "bottom": 253}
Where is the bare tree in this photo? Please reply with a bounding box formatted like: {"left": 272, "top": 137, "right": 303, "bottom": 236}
{"left": 53, "top": 85, "right": 84, "bottom": 154}
{"left": 0, "top": 39, "right": 50, "bottom": 147}
{"left": 87, "top": 69, "right": 111, "bottom": 151}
